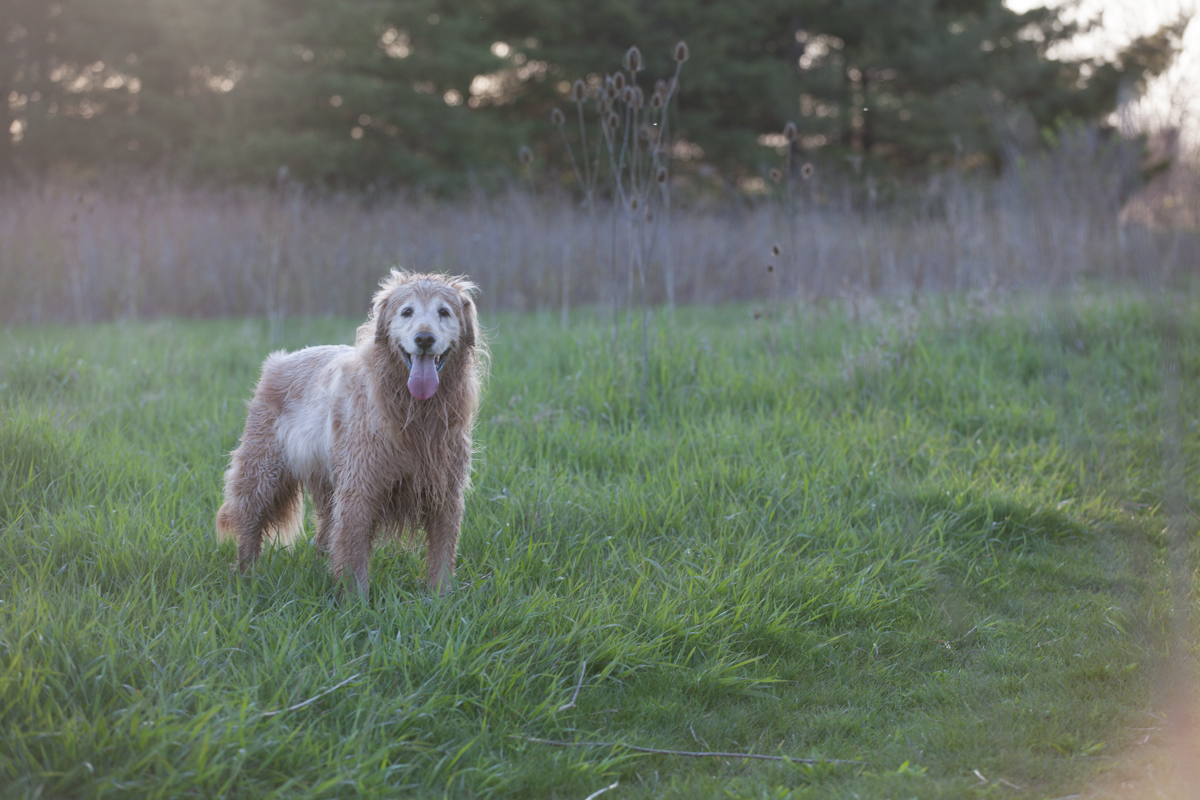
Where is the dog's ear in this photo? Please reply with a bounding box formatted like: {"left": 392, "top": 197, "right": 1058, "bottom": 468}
{"left": 373, "top": 295, "right": 392, "bottom": 349}
{"left": 460, "top": 296, "right": 478, "bottom": 349}
{"left": 367, "top": 268, "right": 415, "bottom": 350}
{"left": 449, "top": 277, "right": 479, "bottom": 350}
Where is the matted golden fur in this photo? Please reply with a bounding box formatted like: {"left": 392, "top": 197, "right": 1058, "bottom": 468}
{"left": 215, "top": 270, "right": 485, "bottom": 597}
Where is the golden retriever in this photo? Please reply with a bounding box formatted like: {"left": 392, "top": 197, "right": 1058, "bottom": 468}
{"left": 215, "top": 270, "right": 484, "bottom": 597}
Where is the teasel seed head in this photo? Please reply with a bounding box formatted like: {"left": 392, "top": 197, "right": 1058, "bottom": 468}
{"left": 650, "top": 90, "right": 664, "bottom": 109}
{"left": 656, "top": 166, "right": 668, "bottom": 184}
{"left": 769, "top": 167, "right": 783, "bottom": 183}
{"left": 613, "top": 72, "right": 626, "bottom": 92}
{"left": 771, "top": 243, "right": 781, "bottom": 257}
{"left": 621, "top": 86, "right": 634, "bottom": 104}
{"left": 625, "top": 45, "right": 642, "bottom": 73}
{"left": 571, "top": 79, "right": 586, "bottom": 103}
{"left": 630, "top": 195, "right": 640, "bottom": 212}
{"left": 518, "top": 145, "right": 533, "bottom": 165}
{"left": 783, "top": 121, "right": 798, "bottom": 143}
{"left": 801, "top": 162, "right": 815, "bottom": 180}
{"left": 550, "top": 107, "right": 565, "bottom": 126}
{"left": 674, "top": 40, "right": 689, "bottom": 63}
{"left": 607, "top": 112, "right": 620, "bottom": 132}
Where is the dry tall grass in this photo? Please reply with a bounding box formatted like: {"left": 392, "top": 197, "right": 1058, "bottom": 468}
{"left": 1, "top": 137, "right": 1196, "bottom": 326}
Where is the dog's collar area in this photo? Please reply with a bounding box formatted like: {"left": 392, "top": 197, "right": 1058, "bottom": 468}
{"left": 401, "top": 348, "right": 448, "bottom": 373}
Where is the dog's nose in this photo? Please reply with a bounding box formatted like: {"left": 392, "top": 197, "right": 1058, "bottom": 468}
{"left": 414, "top": 331, "right": 436, "bottom": 351}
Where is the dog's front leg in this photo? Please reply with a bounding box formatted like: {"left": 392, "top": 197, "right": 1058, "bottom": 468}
{"left": 329, "top": 489, "right": 378, "bottom": 601}
{"left": 424, "top": 493, "right": 464, "bottom": 595}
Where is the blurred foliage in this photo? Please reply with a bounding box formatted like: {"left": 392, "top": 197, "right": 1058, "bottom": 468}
{"left": 0, "top": 0, "right": 1188, "bottom": 189}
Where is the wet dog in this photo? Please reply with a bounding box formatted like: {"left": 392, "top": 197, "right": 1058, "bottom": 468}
{"left": 215, "top": 270, "right": 484, "bottom": 597}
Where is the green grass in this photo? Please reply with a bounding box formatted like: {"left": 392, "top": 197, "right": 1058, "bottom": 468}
{"left": 1, "top": 291, "right": 1197, "bottom": 799}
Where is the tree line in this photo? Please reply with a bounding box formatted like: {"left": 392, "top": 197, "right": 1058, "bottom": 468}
{"left": 1, "top": 0, "right": 1186, "bottom": 189}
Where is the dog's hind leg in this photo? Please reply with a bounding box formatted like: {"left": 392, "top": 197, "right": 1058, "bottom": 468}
{"left": 216, "top": 444, "right": 300, "bottom": 571}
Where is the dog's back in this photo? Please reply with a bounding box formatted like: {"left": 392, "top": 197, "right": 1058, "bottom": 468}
{"left": 216, "top": 345, "right": 356, "bottom": 548}
{"left": 257, "top": 345, "right": 360, "bottom": 484}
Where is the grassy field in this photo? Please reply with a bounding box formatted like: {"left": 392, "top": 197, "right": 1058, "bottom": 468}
{"left": 2, "top": 290, "right": 1197, "bottom": 799}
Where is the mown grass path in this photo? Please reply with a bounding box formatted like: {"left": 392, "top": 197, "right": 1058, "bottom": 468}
{"left": 2, "top": 292, "right": 1196, "bottom": 799}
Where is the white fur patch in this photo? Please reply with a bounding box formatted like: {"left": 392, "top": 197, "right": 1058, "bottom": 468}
{"left": 272, "top": 347, "right": 353, "bottom": 482}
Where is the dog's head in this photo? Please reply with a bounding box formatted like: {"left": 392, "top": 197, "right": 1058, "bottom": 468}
{"left": 367, "top": 269, "right": 478, "bottom": 400}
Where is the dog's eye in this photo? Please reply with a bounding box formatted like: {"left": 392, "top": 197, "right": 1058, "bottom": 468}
{"left": 400, "top": 307, "right": 413, "bottom": 318}
{"left": 438, "top": 308, "right": 450, "bottom": 318}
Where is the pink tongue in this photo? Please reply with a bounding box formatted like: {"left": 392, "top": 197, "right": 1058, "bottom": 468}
{"left": 407, "top": 353, "right": 440, "bottom": 400}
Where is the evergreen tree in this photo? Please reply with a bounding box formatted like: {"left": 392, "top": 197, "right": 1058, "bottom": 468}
{"left": 1, "top": 0, "right": 267, "bottom": 175}
{"left": 197, "top": 0, "right": 527, "bottom": 185}
{"left": 1, "top": 0, "right": 1186, "bottom": 185}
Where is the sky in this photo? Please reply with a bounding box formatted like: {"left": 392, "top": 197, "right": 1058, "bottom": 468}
{"left": 1008, "top": 0, "right": 1200, "bottom": 146}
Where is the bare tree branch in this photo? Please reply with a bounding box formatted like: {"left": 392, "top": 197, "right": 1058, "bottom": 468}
{"left": 559, "top": 660, "right": 587, "bottom": 711}
{"left": 522, "top": 737, "right": 866, "bottom": 765}
{"left": 583, "top": 780, "right": 619, "bottom": 800}
{"left": 262, "top": 673, "right": 361, "bottom": 718}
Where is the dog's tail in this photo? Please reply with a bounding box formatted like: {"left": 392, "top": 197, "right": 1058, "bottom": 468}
{"left": 265, "top": 487, "right": 306, "bottom": 548}
{"left": 214, "top": 487, "right": 306, "bottom": 548}
{"left": 215, "top": 502, "right": 236, "bottom": 542}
